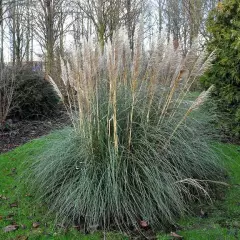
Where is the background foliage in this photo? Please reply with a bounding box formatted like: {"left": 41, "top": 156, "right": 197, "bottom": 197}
{"left": 202, "top": 0, "right": 240, "bottom": 139}
{"left": 11, "top": 67, "right": 59, "bottom": 120}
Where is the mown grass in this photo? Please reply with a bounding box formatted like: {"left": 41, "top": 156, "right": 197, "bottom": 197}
{"left": 0, "top": 136, "right": 128, "bottom": 240}
{"left": 168, "top": 143, "right": 240, "bottom": 240}
{"left": 0, "top": 135, "right": 240, "bottom": 239}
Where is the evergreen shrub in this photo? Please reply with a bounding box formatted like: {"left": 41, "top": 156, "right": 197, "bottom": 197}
{"left": 201, "top": 0, "right": 240, "bottom": 138}
{"left": 11, "top": 66, "right": 59, "bottom": 119}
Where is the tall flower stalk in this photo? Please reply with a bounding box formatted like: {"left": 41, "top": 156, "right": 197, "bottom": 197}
{"left": 30, "top": 33, "right": 225, "bottom": 232}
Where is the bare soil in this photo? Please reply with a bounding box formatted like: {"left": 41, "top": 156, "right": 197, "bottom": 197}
{"left": 0, "top": 112, "right": 70, "bottom": 154}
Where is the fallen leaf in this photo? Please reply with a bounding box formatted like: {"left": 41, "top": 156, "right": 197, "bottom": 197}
{"left": 6, "top": 213, "right": 15, "bottom": 221}
{"left": 0, "top": 195, "right": 8, "bottom": 200}
{"left": 32, "top": 222, "right": 40, "bottom": 228}
{"left": 170, "top": 231, "right": 183, "bottom": 239}
{"left": 10, "top": 202, "right": 18, "bottom": 208}
{"left": 140, "top": 220, "right": 149, "bottom": 228}
{"left": 14, "top": 236, "right": 28, "bottom": 240}
{"left": 0, "top": 216, "right": 3, "bottom": 220}
{"left": 3, "top": 224, "right": 19, "bottom": 233}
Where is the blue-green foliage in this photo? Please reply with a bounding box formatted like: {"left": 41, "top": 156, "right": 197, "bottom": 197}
{"left": 26, "top": 84, "right": 225, "bottom": 232}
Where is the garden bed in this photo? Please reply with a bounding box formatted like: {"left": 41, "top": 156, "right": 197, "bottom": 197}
{"left": 0, "top": 113, "right": 70, "bottom": 153}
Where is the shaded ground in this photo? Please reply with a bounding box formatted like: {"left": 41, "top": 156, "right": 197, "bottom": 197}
{"left": 0, "top": 113, "right": 70, "bottom": 154}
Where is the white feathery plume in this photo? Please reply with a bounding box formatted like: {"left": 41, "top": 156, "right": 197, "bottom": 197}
{"left": 47, "top": 75, "right": 63, "bottom": 101}
{"left": 60, "top": 57, "right": 68, "bottom": 86}
{"left": 67, "top": 61, "right": 76, "bottom": 91}
{"left": 189, "top": 85, "right": 215, "bottom": 112}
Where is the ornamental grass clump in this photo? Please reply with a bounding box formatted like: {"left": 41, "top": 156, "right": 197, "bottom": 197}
{"left": 27, "top": 35, "right": 225, "bottom": 232}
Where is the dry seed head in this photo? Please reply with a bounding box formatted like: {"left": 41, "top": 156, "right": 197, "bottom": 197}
{"left": 47, "top": 75, "right": 63, "bottom": 101}
{"left": 190, "top": 85, "right": 214, "bottom": 112}
{"left": 60, "top": 58, "right": 68, "bottom": 86}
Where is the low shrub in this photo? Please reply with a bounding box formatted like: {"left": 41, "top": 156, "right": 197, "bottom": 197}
{"left": 11, "top": 66, "right": 59, "bottom": 120}
{"left": 26, "top": 36, "right": 225, "bottom": 233}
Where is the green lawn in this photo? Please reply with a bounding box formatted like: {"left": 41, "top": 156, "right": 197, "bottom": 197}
{"left": 0, "top": 136, "right": 128, "bottom": 240}
{"left": 173, "top": 143, "right": 240, "bottom": 240}
{"left": 0, "top": 135, "right": 240, "bottom": 239}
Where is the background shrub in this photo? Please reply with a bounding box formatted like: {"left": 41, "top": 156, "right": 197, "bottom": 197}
{"left": 201, "top": 0, "right": 240, "bottom": 139}
{"left": 26, "top": 38, "right": 225, "bottom": 232}
{"left": 10, "top": 66, "right": 60, "bottom": 120}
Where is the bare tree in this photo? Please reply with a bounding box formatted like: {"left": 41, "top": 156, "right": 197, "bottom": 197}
{"left": 32, "top": 0, "right": 70, "bottom": 74}
{"left": 77, "top": 0, "right": 124, "bottom": 52}
{"left": 0, "top": 0, "right": 4, "bottom": 68}
{"left": 160, "top": 0, "right": 218, "bottom": 52}
{"left": 0, "top": 0, "right": 220, "bottom": 69}
{"left": 124, "top": 0, "right": 142, "bottom": 56}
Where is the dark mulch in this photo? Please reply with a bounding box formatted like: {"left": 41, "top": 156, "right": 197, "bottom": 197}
{"left": 0, "top": 112, "right": 70, "bottom": 154}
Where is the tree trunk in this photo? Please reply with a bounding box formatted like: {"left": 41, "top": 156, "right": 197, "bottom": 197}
{"left": 46, "top": 0, "right": 54, "bottom": 75}
{"left": 0, "top": 0, "right": 4, "bottom": 68}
